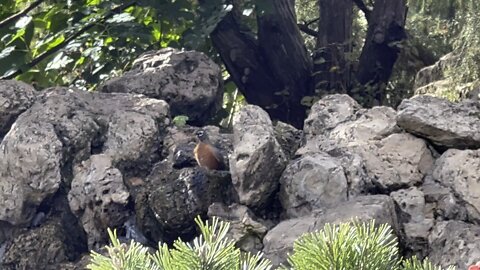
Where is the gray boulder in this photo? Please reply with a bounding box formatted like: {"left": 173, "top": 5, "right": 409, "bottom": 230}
{"left": 279, "top": 152, "right": 348, "bottom": 218}
{"left": 273, "top": 121, "right": 303, "bottom": 160}
{"left": 229, "top": 105, "right": 287, "bottom": 208}
{"left": 391, "top": 187, "right": 426, "bottom": 223}
{"left": 428, "top": 220, "right": 480, "bottom": 269}
{"left": 0, "top": 80, "right": 37, "bottom": 138}
{"left": 397, "top": 95, "right": 480, "bottom": 149}
{"left": 433, "top": 148, "right": 480, "bottom": 223}
{"left": 0, "top": 87, "right": 170, "bottom": 227}
{"left": 68, "top": 154, "right": 130, "bottom": 249}
{"left": 141, "top": 160, "right": 232, "bottom": 243}
{"left": 263, "top": 195, "right": 399, "bottom": 267}
{"left": 356, "top": 133, "right": 434, "bottom": 191}
{"left": 303, "top": 94, "right": 362, "bottom": 138}
{"left": 99, "top": 48, "right": 224, "bottom": 125}
{"left": 0, "top": 220, "right": 81, "bottom": 270}
{"left": 422, "top": 175, "right": 468, "bottom": 221}
{"left": 208, "top": 203, "right": 271, "bottom": 254}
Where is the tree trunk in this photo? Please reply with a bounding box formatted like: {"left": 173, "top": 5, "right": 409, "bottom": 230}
{"left": 313, "top": 0, "right": 353, "bottom": 97}
{"left": 208, "top": 0, "right": 313, "bottom": 128}
{"left": 356, "top": 0, "right": 408, "bottom": 106}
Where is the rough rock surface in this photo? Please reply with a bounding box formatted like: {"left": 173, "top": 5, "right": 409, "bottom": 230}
{"left": 0, "top": 220, "right": 81, "bottom": 270}
{"left": 0, "top": 87, "right": 169, "bottom": 227}
{"left": 208, "top": 203, "right": 271, "bottom": 254}
{"left": 433, "top": 149, "right": 480, "bottom": 222}
{"left": 229, "top": 105, "right": 287, "bottom": 208}
{"left": 428, "top": 221, "right": 480, "bottom": 269}
{"left": 301, "top": 95, "right": 432, "bottom": 193}
{"left": 391, "top": 187, "right": 432, "bottom": 258}
{"left": 324, "top": 106, "right": 400, "bottom": 148}
{"left": 99, "top": 48, "right": 224, "bottom": 125}
{"left": 422, "top": 175, "right": 468, "bottom": 221}
{"left": 279, "top": 152, "right": 348, "bottom": 218}
{"left": 397, "top": 95, "right": 480, "bottom": 149}
{"left": 413, "top": 52, "right": 459, "bottom": 91}
{"left": 391, "top": 187, "right": 426, "bottom": 223}
{"left": 68, "top": 154, "right": 130, "bottom": 248}
{"left": 273, "top": 121, "right": 303, "bottom": 159}
{"left": 140, "top": 160, "right": 233, "bottom": 243}
{"left": 303, "top": 94, "right": 362, "bottom": 138}
{"left": 263, "top": 195, "right": 398, "bottom": 267}
{"left": 355, "top": 133, "right": 434, "bottom": 191}
{"left": 0, "top": 80, "right": 37, "bottom": 138}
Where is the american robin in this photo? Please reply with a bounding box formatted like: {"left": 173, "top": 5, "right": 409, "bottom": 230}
{"left": 193, "top": 130, "right": 226, "bottom": 171}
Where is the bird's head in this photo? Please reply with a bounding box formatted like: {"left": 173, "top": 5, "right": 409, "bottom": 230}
{"left": 194, "top": 129, "right": 210, "bottom": 142}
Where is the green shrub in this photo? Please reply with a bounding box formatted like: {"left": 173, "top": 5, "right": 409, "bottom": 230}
{"left": 283, "top": 220, "right": 399, "bottom": 270}
{"left": 87, "top": 216, "right": 272, "bottom": 270}
{"left": 87, "top": 217, "right": 455, "bottom": 270}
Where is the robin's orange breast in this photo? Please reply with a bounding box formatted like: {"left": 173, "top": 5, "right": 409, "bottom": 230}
{"left": 194, "top": 142, "right": 224, "bottom": 170}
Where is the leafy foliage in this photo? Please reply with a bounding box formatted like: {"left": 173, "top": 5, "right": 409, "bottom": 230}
{"left": 0, "top": 0, "right": 198, "bottom": 90}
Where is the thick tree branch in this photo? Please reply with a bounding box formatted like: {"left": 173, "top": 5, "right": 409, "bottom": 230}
{"left": 1, "top": 1, "right": 136, "bottom": 80}
{"left": 355, "top": 0, "right": 408, "bottom": 106}
{"left": 351, "top": 0, "right": 371, "bottom": 21}
{"left": 208, "top": 0, "right": 313, "bottom": 128}
{"left": 0, "top": 0, "right": 44, "bottom": 29}
{"left": 297, "top": 23, "right": 318, "bottom": 37}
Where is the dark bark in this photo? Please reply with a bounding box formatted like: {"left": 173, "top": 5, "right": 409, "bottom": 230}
{"left": 355, "top": 0, "right": 408, "bottom": 106}
{"left": 351, "top": 0, "right": 372, "bottom": 20}
{"left": 313, "top": 0, "right": 353, "bottom": 97}
{"left": 208, "top": 0, "right": 313, "bottom": 128}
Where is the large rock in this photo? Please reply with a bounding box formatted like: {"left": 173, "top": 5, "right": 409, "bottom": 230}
{"left": 397, "top": 95, "right": 480, "bottom": 149}
{"left": 391, "top": 187, "right": 432, "bottom": 258}
{"left": 208, "top": 203, "right": 271, "bottom": 254}
{"left": 303, "top": 94, "right": 362, "bottom": 138}
{"left": 391, "top": 187, "right": 426, "bottom": 223}
{"left": 428, "top": 221, "right": 480, "bottom": 269}
{"left": 229, "top": 105, "right": 287, "bottom": 208}
{"left": 300, "top": 95, "right": 429, "bottom": 193}
{"left": 273, "top": 121, "right": 303, "bottom": 160}
{"left": 140, "top": 160, "right": 232, "bottom": 243}
{"left": 263, "top": 195, "right": 398, "bottom": 267}
{"left": 0, "top": 220, "right": 82, "bottom": 270}
{"left": 325, "top": 106, "right": 399, "bottom": 148}
{"left": 413, "top": 52, "right": 459, "bottom": 91}
{"left": 356, "top": 133, "right": 434, "bottom": 191}
{"left": 422, "top": 175, "right": 467, "bottom": 221}
{"left": 0, "top": 80, "right": 37, "bottom": 138}
{"left": 68, "top": 154, "right": 130, "bottom": 248}
{"left": 0, "top": 87, "right": 170, "bottom": 227}
{"left": 99, "top": 48, "right": 224, "bottom": 125}
{"left": 279, "top": 152, "right": 348, "bottom": 218}
{"left": 300, "top": 95, "right": 399, "bottom": 154}
{"left": 432, "top": 149, "right": 480, "bottom": 222}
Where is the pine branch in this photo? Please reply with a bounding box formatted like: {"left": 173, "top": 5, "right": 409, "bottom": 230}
{"left": 0, "top": 0, "right": 44, "bottom": 29}
{"left": 1, "top": 1, "right": 136, "bottom": 80}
